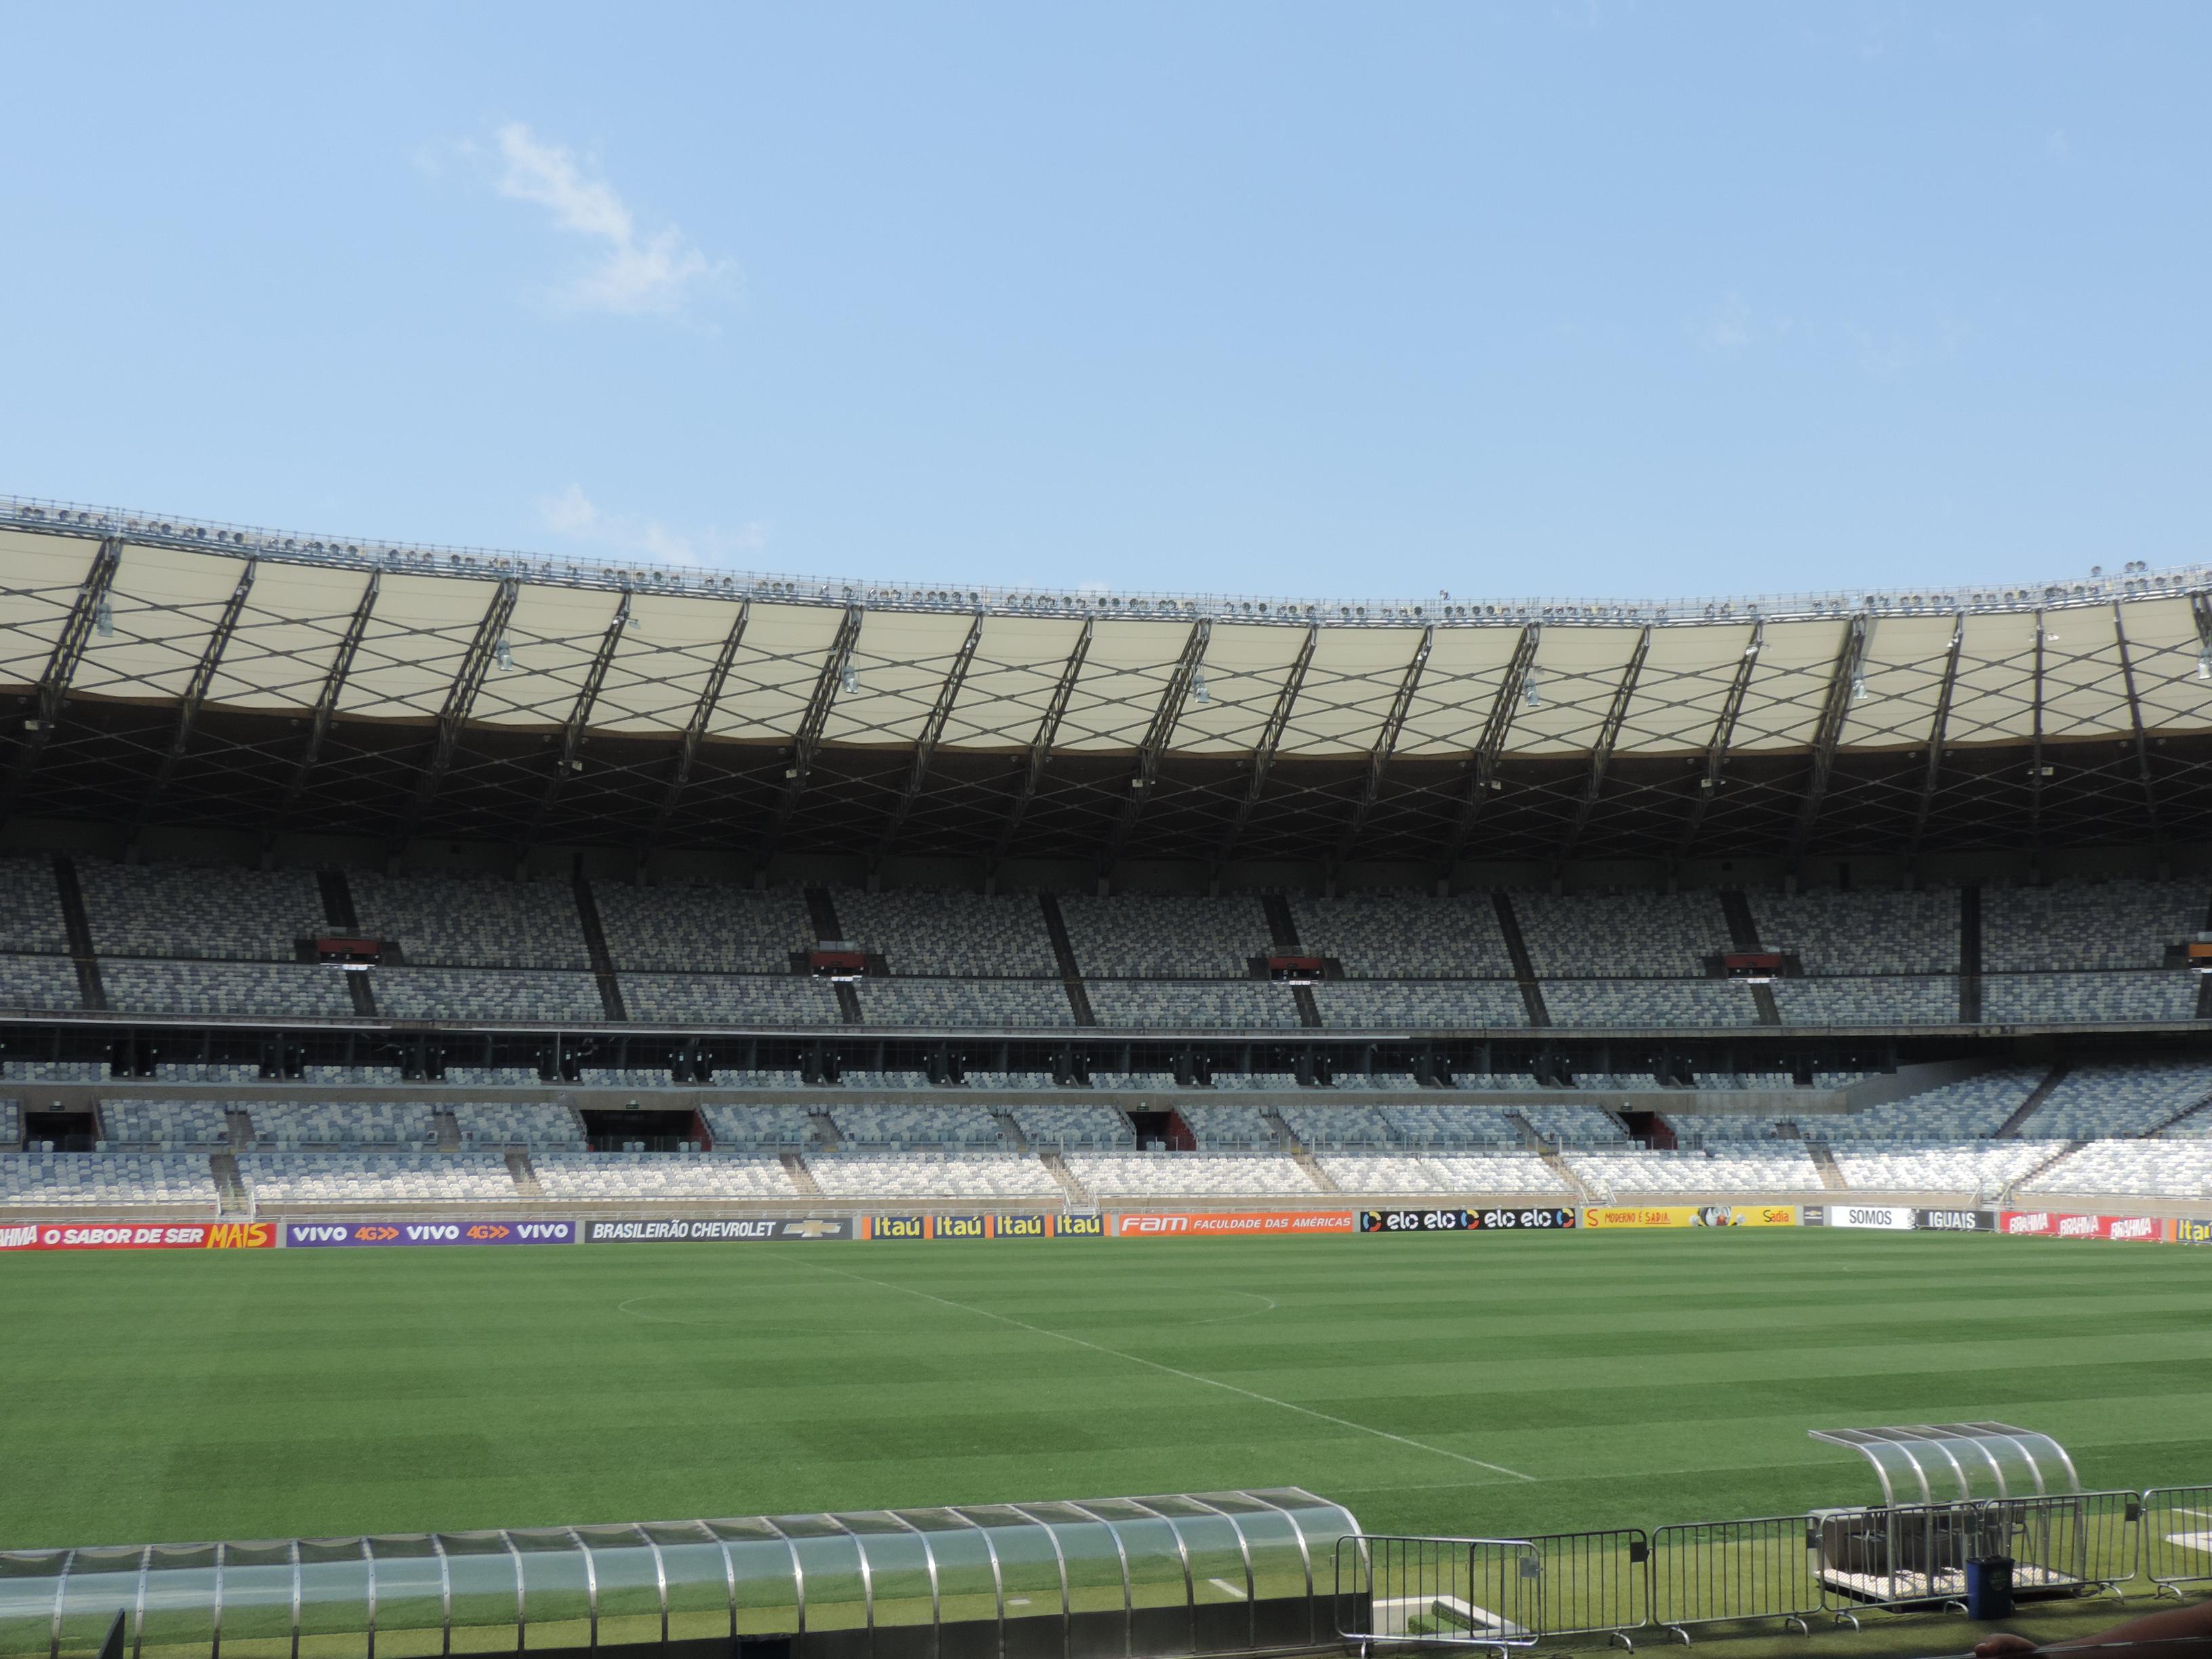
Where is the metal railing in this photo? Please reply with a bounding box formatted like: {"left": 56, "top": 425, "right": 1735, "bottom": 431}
{"left": 2141, "top": 1488, "right": 2212, "bottom": 1597}
{"left": 1334, "top": 1536, "right": 1542, "bottom": 1651}
{"left": 1651, "top": 1515, "right": 1821, "bottom": 1638}
{"left": 5, "top": 493, "right": 2203, "bottom": 628}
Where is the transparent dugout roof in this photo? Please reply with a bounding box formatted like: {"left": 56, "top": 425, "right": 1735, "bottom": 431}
{"left": 0, "top": 1490, "right": 1359, "bottom": 1659}
{"left": 1808, "top": 1422, "right": 2083, "bottom": 1504}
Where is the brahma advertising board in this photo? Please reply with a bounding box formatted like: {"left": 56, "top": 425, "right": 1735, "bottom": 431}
{"left": 1999, "top": 1211, "right": 2171, "bottom": 1242}
{"left": 0, "top": 1221, "right": 274, "bottom": 1251}
{"left": 285, "top": 1221, "right": 574, "bottom": 1248}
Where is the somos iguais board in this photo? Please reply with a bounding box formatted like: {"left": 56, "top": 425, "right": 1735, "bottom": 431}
{"left": 1580, "top": 1204, "right": 1799, "bottom": 1229}
{"left": 0, "top": 1221, "right": 275, "bottom": 1251}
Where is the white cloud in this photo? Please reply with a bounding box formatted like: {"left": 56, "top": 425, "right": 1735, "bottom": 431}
{"left": 535, "top": 484, "right": 768, "bottom": 569}
{"left": 1704, "top": 291, "right": 1754, "bottom": 352}
{"left": 489, "top": 124, "right": 735, "bottom": 317}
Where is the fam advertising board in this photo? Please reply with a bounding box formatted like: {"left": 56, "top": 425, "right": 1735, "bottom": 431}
{"left": 1999, "top": 1211, "right": 2171, "bottom": 1242}
{"left": 0, "top": 1221, "right": 275, "bottom": 1251}
{"left": 1112, "top": 1210, "right": 1355, "bottom": 1237}
{"left": 584, "top": 1218, "right": 854, "bottom": 1243}
{"left": 285, "top": 1221, "right": 575, "bottom": 1248}
{"left": 864, "top": 1214, "right": 1103, "bottom": 1240}
{"left": 1359, "top": 1208, "right": 1578, "bottom": 1233}
{"left": 1580, "top": 1204, "right": 1799, "bottom": 1229}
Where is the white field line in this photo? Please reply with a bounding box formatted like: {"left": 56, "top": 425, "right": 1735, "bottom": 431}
{"left": 795, "top": 1257, "right": 1536, "bottom": 1483}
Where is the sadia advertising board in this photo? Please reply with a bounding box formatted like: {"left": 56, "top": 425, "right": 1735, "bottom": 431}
{"left": 1112, "top": 1210, "right": 1355, "bottom": 1237}
{"left": 1999, "top": 1211, "right": 2170, "bottom": 1242}
{"left": 0, "top": 1221, "right": 275, "bottom": 1251}
{"left": 285, "top": 1221, "right": 575, "bottom": 1248}
{"left": 583, "top": 1217, "right": 853, "bottom": 1243}
{"left": 1359, "top": 1208, "right": 1576, "bottom": 1233}
{"left": 1579, "top": 1204, "right": 1798, "bottom": 1230}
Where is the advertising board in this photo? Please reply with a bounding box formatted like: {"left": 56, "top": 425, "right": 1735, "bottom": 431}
{"left": 583, "top": 1218, "right": 853, "bottom": 1243}
{"left": 1579, "top": 1204, "right": 1799, "bottom": 1230}
{"left": 2177, "top": 1218, "right": 2212, "bottom": 1247}
{"left": 285, "top": 1221, "right": 575, "bottom": 1248}
{"left": 1111, "top": 1210, "right": 1355, "bottom": 1237}
{"left": 1822, "top": 1205, "right": 1917, "bottom": 1231}
{"left": 0, "top": 1221, "right": 275, "bottom": 1251}
{"left": 1359, "top": 1207, "right": 1576, "bottom": 1233}
{"left": 1999, "top": 1211, "right": 2171, "bottom": 1242}
{"left": 1917, "top": 1208, "right": 1996, "bottom": 1233}
{"left": 865, "top": 1214, "right": 1104, "bottom": 1240}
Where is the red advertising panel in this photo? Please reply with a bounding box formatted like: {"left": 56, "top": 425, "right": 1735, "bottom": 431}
{"left": 1111, "top": 1210, "right": 1355, "bottom": 1237}
{"left": 1999, "top": 1211, "right": 2171, "bottom": 1242}
{"left": 0, "top": 1221, "right": 276, "bottom": 1251}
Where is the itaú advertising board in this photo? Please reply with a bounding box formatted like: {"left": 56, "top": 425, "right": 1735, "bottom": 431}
{"left": 1111, "top": 1210, "right": 1355, "bottom": 1237}
{"left": 863, "top": 1214, "right": 1105, "bottom": 1240}
{"left": 1579, "top": 1204, "right": 1799, "bottom": 1230}
{"left": 0, "top": 1221, "right": 275, "bottom": 1251}
{"left": 1999, "top": 1211, "right": 2172, "bottom": 1243}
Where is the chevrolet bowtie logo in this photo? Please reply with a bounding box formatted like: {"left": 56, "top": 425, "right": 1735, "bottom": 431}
{"left": 781, "top": 1218, "right": 839, "bottom": 1239}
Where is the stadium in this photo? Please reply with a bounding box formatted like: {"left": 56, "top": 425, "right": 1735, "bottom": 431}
{"left": 3, "top": 491, "right": 2212, "bottom": 1659}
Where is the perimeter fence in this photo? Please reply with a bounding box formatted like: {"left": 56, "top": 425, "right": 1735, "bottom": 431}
{"left": 1336, "top": 1490, "right": 2182, "bottom": 1650}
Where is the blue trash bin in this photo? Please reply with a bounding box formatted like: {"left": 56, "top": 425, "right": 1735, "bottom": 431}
{"left": 1967, "top": 1555, "right": 2015, "bottom": 1620}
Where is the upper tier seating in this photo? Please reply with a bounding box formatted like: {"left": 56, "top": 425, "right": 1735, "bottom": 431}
{"left": 78, "top": 858, "right": 320, "bottom": 959}
{"left": 805, "top": 1151, "right": 1059, "bottom": 1199}
{"left": 594, "top": 883, "right": 813, "bottom": 973}
{"left": 350, "top": 872, "right": 592, "bottom": 968}
{"left": 1085, "top": 981, "right": 1305, "bottom": 1029}
{"left": 0, "top": 1152, "right": 215, "bottom": 1206}
{"left": 452, "top": 1103, "right": 585, "bottom": 1151}
{"left": 1980, "top": 878, "right": 2206, "bottom": 1023}
{"left": 529, "top": 1152, "right": 797, "bottom": 1200}
{"left": 621, "top": 974, "right": 843, "bottom": 1025}
{"left": 836, "top": 890, "right": 1060, "bottom": 976}
{"left": 0, "top": 1102, "right": 16, "bottom": 1149}
{"left": 855, "top": 979, "right": 1072, "bottom": 1027}
{"left": 251, "top": 1101, "right": 437, "bottom": 1148}
{"left": 1059, "top": 893, "right": 1268, "bottom": 979}
{"left": 1664, "top": 1113, "right": 1804, "bottom": 1141}
{"left": 100, "top": 1099, "right": 229, "bottom": 1149}
{"left": 2018, "top": 1139, "right": 2212, "bottom": 1200}
{"left": 1318, "top": 981, "right": 1529, "bottom": 1028}
{"left": 1516, "top": 1104, "right": 1631, "bottom": 1143}
{"left": 1290, "top": 893, "right": 1521, "bottom": 977}
{"left": 1754, "top": 887, "right": 1961, "bottom": 1025}
{"left": 1274, "top": 1103, "right": 1395, "bottom": 1147}
{"left": 828, "top": 1104, "right": 1004, "bottom": 1147}
{"left": 1010, "top": 1103, "right": 1132, "bottom": 1147}
{"left": 237, "top": 1153, "right": 517, "bottom": 1204}
{"left": 1809, "top": 1067, "right": 2046, "bottom": 1139}
{"left": 1320, "top": 1150, "right": 1568, "bottom": 1195}
{"left": 698, "top": 1104, "right": 822, "bottom": 1147}
{"left": 101, "top": 962, "right": 355, "bottom": 1019}
{"left": 2015, "top": 1060, "right": 2212, "bottom": 1139}
{"left": 1174, "top": 1101, "right": 1277, "bottom": 1149}
{"left": 1376, "top": 1102, "right": 1525, "bottom": 1145}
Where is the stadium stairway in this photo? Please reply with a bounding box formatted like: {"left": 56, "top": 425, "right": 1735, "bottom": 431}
{"left": 1809, "top": 1142, "right": 1847, "bottom": 1191}
{"left": 808, "top": 1110, "right": 843, "bottom": 1147}
{"left": 1259, "top": 1107, "right": 1337, "bottom": 1191}
{"left": 1538, "top": 1145, "right": 1595, "bottom": 1200}
{"left": 2000, "top": 1139, "right": 2087, "bottom": 1205}
{"left": 1996, "top": 1062, "right": 2073, "bottom": 1137}
{"left": 2146, "top": 1084, "right": 2212, "bottom": 1137}
{"left": 209, "top": 1151, "right": 249, "bottom": 1215}
{"left": 1038, "top": 1150, "right": 1091, "bottom": 1206}
{"left": 780, "top": 1152, "right": 823, "bottom": 1196}
{"left": 504, "top": 1151, "right": 543, "bottom": 1197}
{"left": 432, "top": 1110, "right": 460, "bottom": 1151}
{"left": 990, "top": 1111, "right": 1029, "bottom": 1149}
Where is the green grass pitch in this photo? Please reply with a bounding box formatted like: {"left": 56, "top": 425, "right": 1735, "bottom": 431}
{"left": 5, "top": 1228, "right": 2209, "bottom": 1551}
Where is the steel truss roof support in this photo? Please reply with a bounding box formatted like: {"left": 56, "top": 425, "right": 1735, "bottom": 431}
{"left": 1435, "top": 623, "right": 1540, "bottom": 876}
{"left": 135, "top": 557, "right": 257, "bottom": 834}
{"left": 754, "top": 604, "right": 863, "bottom": 869}
{"left": 270, "top": 572, "right": 380, "bottom": 842}
{"left": 990, "top": 617, "right": 1092, "bottom": 869}
{"left": 872, "top": 611, "right": 984, "bottom": 872}
{"left": 1559, "top": 626, "right": 1649, "bottom": 862}
{"left": 1906, "top": 615, "right": 1966, "bottom": 858}
{"left": 1675, "top": 620, "right": 1763, "bottom": 859}
{"left": 522, "top": 592, "right": 631, "bottom": 853}
{"left": 1787, "top": 613, "right": 1870, "bottom": 865}
{"left": 2110, "top": 600, "right": 2160, "bottom": 837}
{"left": 1097, "top": 619, "right": 1211, "bottom": 880}
{"left": 1332, "top": 626, "right": 1433, "bottom": 872}
{"left": 389, "top": 578, "right": 520, "bottom": 853}
{"left": 2029, "top": 610, "right": 2048, "bottom": 851}
{"left": 5, "top": 535, "right": 123, "bottom": 816}
{"left": 1214, "top": 623, "right": 1316, "bottom": 869}
{"left": 641, "top": 602, "right": 750, "bottom": 860}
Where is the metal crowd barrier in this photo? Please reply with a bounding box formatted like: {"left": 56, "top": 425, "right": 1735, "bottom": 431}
{"left": 1650, "top": 1515, "right": 1820, "bottom": 1639}
{"left": 1333, "top": 1536, "right": 1541, "bottom": 1652}
{"left": 2142, "top": 1487, "right": 2212, "bottom": 1597}
{"left": 1523, "top": 1532, "right": 1648, "bottom": 1645}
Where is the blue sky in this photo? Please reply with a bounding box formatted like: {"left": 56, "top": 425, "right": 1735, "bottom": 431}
{"left": 1, "top": 3, "right": 2206, "bottom": 603}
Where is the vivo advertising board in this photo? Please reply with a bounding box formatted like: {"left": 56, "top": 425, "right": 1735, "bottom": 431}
{"left": 285, "top": 1221, "right": 575, "bottom": 1248}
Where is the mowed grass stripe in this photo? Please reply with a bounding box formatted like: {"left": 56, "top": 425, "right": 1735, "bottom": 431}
{"left": 1, "top": 1231, "right": 2205, "bottom": 1550}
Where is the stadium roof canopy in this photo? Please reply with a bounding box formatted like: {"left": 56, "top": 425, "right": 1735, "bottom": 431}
{"left": 5, "top": 495, "right": 2211, "bottom": 870}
